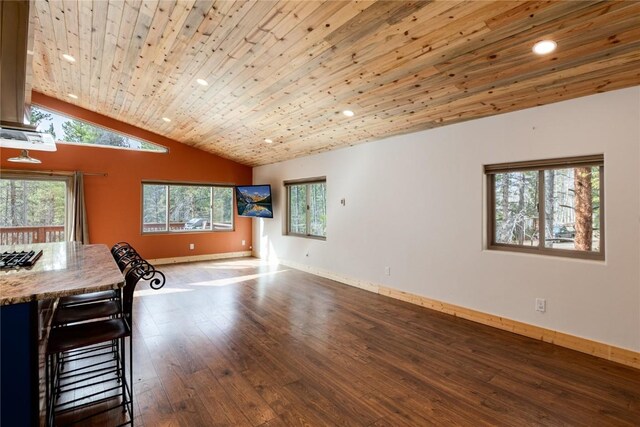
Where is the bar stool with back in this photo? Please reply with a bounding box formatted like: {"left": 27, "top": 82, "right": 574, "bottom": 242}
{"left": 46, "top": 258, "right": 165, "bottom": 426}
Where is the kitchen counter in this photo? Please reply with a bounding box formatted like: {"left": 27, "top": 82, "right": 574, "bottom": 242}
{"left": 0, "top": 241, "right": 124, "bottom": 305}
{"left": 0, "top": 241, "right": 124, "bottom": 426}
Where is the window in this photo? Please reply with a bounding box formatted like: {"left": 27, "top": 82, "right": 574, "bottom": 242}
{"left": 0, "top": 173, "right": 69, "bottom": 244}
{"left": 285, "top": 178, "right": 326, "bottom": 239}
{"left": 486, "top": 155, "right": 604, "bottom": 260}
{"left": 31, "top": 106, "right": 167, "bottom": 153}
{"left": 142, "top": 182, "right": 234, "bottom": 233}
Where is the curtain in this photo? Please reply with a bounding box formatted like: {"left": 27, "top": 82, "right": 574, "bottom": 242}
{"left": 68, "top": 171, "right": 89, "bottom": 243}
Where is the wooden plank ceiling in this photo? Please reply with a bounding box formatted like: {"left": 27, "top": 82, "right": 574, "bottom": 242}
{"left": 30, "top": 1, "right": 640, "bottom": 166}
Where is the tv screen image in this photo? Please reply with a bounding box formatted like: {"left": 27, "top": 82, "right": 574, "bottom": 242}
{"left": 235, "top": 185, "right": 273, "bottom": 218}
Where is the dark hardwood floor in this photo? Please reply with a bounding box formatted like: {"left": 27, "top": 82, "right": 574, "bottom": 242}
{"left": 68, "top": 257, "right": 640, "bottom": 426}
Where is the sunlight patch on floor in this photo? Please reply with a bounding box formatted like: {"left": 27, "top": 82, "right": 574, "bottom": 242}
{"left": 200, "top": 264, "right": 256, "bottom": 270}
{"left": 188, "top": 269, "right": 289, "bottom": 287}
{"left": 133, "top": 288, "right": 193, "bottom": 297}
{"left": 199, "top": 258, "right": 271, "bottom": 269}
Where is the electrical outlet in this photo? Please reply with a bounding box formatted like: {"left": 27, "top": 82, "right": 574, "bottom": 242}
{"left": 189, "top": 243, "right": 195, "bottom": 250}
{"left": 242, "top": 240, "right": 246, "bottom": 246}
{"left": 384, "top": 266, "right": 391, "bottom": 276}
{"left": 535, "top": 298, "right": 546, "bottom": 312}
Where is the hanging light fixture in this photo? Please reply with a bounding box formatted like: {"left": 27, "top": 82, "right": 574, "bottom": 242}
{"left": 8, "top": 149, "right": 41, "bottom": 164}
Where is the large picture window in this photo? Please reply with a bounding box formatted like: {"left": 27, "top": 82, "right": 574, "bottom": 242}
{"left": 0, "top": 172, "right": 69, "bottom": 244}
{"left": 142, "top": 182, "right": 234, "bottom": 233}
{"left": 485, "top": 155, "right": 604, "bottom": 260}
{"left": 285, "top": 178, "right": 326, "bottom": 239}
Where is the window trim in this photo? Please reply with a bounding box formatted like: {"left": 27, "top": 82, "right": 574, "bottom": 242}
{"left": 141, "top": 180, "right": 235, "bottom": 235}
{"left": 485, "top": 155, "right": 604, "bottom": 261}
{"left": 284, "top": 177, "right": 326, "bottom": 240}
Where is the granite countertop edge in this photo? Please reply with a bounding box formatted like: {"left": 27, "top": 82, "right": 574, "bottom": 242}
{"left": 0, "top": 280, "right": 125, "bottom": 306}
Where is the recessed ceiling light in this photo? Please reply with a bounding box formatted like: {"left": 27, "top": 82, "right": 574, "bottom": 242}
{"left": 62, "top": 53, "right": 76, "bottom": 63}
{"left": 68, "top": 93, "right": 78, "bottom": 99}
{"left": 196, "top": 78, "right": 208, "bottom": 86}
{"left": 532, "top": 40, "right": 557, "bottom": 55}
{"left": 342, "top": 110, "right": 355, "bottom": 117}
{"left": 264, "top": 138, "right": 273, "bottom": 143}
{"left": 162, "top": 117, "right": 171, "bottom": 122}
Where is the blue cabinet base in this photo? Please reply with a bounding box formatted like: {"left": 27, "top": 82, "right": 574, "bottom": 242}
{"left": 1, "top": 302, "right": 39, "bottom": 426}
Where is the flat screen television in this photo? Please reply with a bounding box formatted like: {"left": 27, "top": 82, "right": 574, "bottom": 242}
{"left": 235, "top": 185, "right": 273, "bottom": 218}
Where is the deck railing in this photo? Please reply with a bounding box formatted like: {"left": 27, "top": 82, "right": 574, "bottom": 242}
{"left": 0, "top": 225, "right": 65, "bottom": 245}
{"left": 143, "top": 222, "right": 189, "bottom": 232}
{"left": 143, "top": 222, "right": 233, "bottom": 233}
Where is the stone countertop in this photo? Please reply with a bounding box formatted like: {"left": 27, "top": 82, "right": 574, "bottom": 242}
{"left": 0, "top": 242, "right": 124, "bottom": 305}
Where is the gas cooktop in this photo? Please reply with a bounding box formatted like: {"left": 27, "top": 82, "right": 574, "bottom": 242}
{"left": 0, "top": 250, "right": 43, "bottom": 269}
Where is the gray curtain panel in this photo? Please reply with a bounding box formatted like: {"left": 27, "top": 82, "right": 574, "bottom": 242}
{"left": 68, "top": 171, "right": 89, "bottom": 244}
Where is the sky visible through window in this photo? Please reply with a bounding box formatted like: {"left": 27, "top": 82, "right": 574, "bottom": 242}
{"left": 31, "top": 106, "right": 167, "bottom": 152}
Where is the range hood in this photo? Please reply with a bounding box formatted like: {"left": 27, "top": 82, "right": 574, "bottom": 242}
{"left": 0, "top": 0, "right": 56, "bottom": 152}
{"left": 0, "top": 127, "right": 56, "bottom": 151}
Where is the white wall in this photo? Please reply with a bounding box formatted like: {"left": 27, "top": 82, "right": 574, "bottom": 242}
{"left": 253, "top": 87, "right": 640, "bottom": 352}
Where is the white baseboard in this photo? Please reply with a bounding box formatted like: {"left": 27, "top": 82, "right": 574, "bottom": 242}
{"left": 277, "top": 258, "right": 640, "bottom": 370}
{"left": 148, "top": 251, "right": 252, "bottom": 265}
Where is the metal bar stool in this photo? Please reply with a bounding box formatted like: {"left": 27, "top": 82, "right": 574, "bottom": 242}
{"left": 46, "top": 260, "right": 165, "bottom": 426}
{"left": 111, "top": 243, "right": 137, "bottom": 263}
{"left": 111, "top": 242, "right": 133, "bottom": 255}
{"left": 52, "top": 296, "right": 122, "bottom": 372}
{"left": 53, "top": 244, "right": 136, "bottom": 373}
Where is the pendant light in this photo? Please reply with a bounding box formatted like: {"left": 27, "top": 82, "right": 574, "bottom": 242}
{"left": 7, "top": 149, "right": 42, "bottom": 164}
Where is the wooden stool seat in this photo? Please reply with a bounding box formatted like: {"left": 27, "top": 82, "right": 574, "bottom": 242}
{"left": 59, "top": 290, "right": 118, "bottom": 307}
{"left": 47, "top": 319, "right": 129, "bottom": 355}
{"left": 53, "top": 301, "right": 120, "bottom": 326}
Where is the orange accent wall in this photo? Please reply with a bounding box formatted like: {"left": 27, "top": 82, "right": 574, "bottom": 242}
{"left": 0, "top": 92, "right": 253, "bottom": 259}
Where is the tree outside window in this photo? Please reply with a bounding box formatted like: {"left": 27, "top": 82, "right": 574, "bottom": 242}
{"left": 0, "top": 176, "right": 67, "bottom": 244}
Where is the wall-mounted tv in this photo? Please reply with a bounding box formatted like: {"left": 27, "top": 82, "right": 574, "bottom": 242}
{"left": 235, "top": 185, "right": 273, "bottom": 218}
